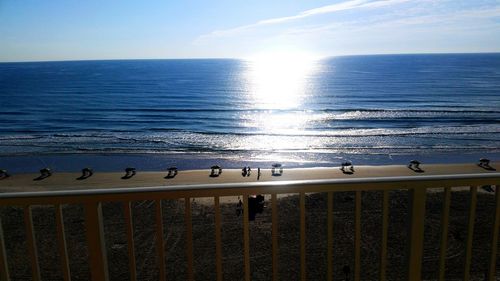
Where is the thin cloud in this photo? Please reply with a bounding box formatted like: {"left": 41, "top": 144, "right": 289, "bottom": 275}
{"left": 197, "top": 0, "right": 412, "bottom": 41}
{"left": 281, "top": 5, "right": 500, "bottom": 36}
{"left": 353, "top": 6, "right": 500, "bottom": 30}
{"left": 258, "top": 0, "right": 371, "bottom": 25}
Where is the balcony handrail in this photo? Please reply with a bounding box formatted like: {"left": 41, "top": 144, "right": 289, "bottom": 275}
{"left": 1, "top": 172, "right": 500, "bottom": 281}
{"left": 0, "top": 172, "right": 498, "bottom": 201}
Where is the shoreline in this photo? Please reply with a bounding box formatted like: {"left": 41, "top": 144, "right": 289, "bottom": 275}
{"left": 0, "top": 151, "right": 498, "bottom": 174}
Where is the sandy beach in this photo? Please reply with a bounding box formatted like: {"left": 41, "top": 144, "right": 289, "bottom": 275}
{"left": 0, "top": 162, "right": 497, "bottom": 193}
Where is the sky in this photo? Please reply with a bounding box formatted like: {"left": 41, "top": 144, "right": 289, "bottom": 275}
{"left": 0, "top": 0, "right": 500, "bottom": 62}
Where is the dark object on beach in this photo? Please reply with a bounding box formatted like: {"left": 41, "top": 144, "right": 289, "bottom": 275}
{"left": 235, "top": 195, "right": 265, "bottom": 220}
{"left": 241, "top": 166, "right": 251, "bottom": 177}
{"left": 340, "top": 161, "right": 354, "bottom": 174}
{"left": 343, "top": 265, "right": 351, "bottom": 281}
{"left": 408, "top": 160, "right": 424, "bottom": 173}
{"left": 248, "top": 195, "right": 265, "bottom": 221}
{"left": 165, "top": 167, "right": 178, "bottom": 179}
{"left": 257, "top": 168, "right": 261, "bottom": 180}
{"left": 77, "top": 168, "right": 93, "bottom": 180}
{"left": 210, "top": 165, "right": 222, "bottom": 177}
{"left": 122, "top": 167, "right": 136, "bottom": 179}
{"left": 478, "top": 158, "right": 495, "bottom": 171}
{"left": 479, "top": 158, "right": 490, "bottom": 166}
{"left": 271, "top": 163, "right": 283, "bottom": 176}
{"left": 0, "top": 169, "right": 10, "bottom": 180}
{"left": 343, "top": 195, "right": 354, "bottom": 202}
{"left": 481, "top": 185, "right": 495, "bottom": 193}
{"left": 34, "top": 168, "right": 52, "bottom": 181}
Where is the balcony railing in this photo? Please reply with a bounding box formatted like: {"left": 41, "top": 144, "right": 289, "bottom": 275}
{"left": 0, "top": 172, "right": 499, "bottom": 281}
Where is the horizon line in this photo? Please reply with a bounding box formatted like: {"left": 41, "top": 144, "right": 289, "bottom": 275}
{"left": 1, "top": 51, "right": 500, "bottom": 64}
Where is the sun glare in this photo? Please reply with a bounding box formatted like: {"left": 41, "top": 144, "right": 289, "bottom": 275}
{"left": 239, "top": 51, "right": 322, "bottom": 153}
{"left": 244, "top": 51, "right": 319, "bottom": 110}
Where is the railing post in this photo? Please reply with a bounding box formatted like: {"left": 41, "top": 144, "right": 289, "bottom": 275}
{"left": 300, "top": 192, "right": 306, "bottom": 281}
{"left": 123, "top": 202, "right": 137, "bottom": 281}
{"left": 407, "top": 187, "right": 426, "bottom": 281}
{"left": 243, "top": 195, "right": 250, "bottom": 281}
{"left": 487, "top": 184, "right": 500, "bottom": 281}
{"left": 327, "top": 192, "right": 333, "bottom": 281}
{"left": 214, "top": 197, "right": 223, "bottom": 281}
{"left": 271, "top": 193, "right": 279, "bottom": 281}
{"left": 155, "top": 200, "right": 166, "bottom": 281}
{"left": 185, "top": 198, "right": 194, "bottom": 280}
{"left": 463, "top": 186, "right": 477, "bottom": 281}
{"left": 438, "top": 187, "right": 451, "bottom": 281}
{"left": 84, "top": 202, "right": 109, "bottom": 281}
{"left": 0, "top": 216, "right": 9, "bottom": 281}
{"left": 55, "top": 204, "right": 71, "bottom": 281}
{"left": 380, "top": 190, "right": 389, "bottom": 281}
{"left": 24, "top": 206, "right": 40, "bottom": 281}
{"left": 354, "top": 191, "right": 361, "bottom": 281}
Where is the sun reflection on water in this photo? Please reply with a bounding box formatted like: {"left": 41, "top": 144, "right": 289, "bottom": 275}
{"left": 244, "top": 53, "right": 319, "bottom": 110}
{"left": 241, "top": 52, "right": 323, "bottom": 155}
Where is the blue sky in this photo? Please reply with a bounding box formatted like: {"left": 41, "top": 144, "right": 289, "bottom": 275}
{"left": 1, "top": 0, "right": 499, "bottom": 61}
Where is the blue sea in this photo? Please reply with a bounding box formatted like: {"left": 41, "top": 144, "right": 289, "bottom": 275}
{"left": 0, "top": 54, "right": 499, "bottom": 172}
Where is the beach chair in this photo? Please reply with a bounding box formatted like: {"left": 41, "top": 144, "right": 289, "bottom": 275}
{"left": 34, "top": 168, "right": 52, "bottom": 181}
{"left": 340, "top": 161, "right": 354, "bottom": 174}
{"left": 165, "top": 167, "right": 178, "bottom": 179}
{"left": 408, "top": 160, "right": 423, "bottom": 172}
{"left": 77, "top": 167, "right": 93, "bottom": 180}
{"left": 122, "top": 167, "right": 136, "bottom": 179}
{"left": 210, "top": 165, "right": 222, "bottom": 177}
{"left": 271, "top": 163, "right": 283, "bottom": 176}
{"left": 0, "top": 169, "right": 10, "bottom": 179}
{"left": 478, "top": 158, "right": 495, "bottom": 170}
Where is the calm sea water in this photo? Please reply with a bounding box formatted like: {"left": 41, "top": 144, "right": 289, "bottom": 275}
{"left": 0, "top": 54, "right": 499, "bottom": 171}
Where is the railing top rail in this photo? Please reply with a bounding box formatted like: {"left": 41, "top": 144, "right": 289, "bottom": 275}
{"left": 0, "top": 173, "right": 499, "bottom": 200}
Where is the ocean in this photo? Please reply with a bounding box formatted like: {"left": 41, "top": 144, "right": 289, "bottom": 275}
{"left": 0, "top": 53, "right": 499, "bottom": 172}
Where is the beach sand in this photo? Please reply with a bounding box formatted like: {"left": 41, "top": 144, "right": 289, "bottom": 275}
{"left": 0, "top": 162, "right": 497, "bottom": 193}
